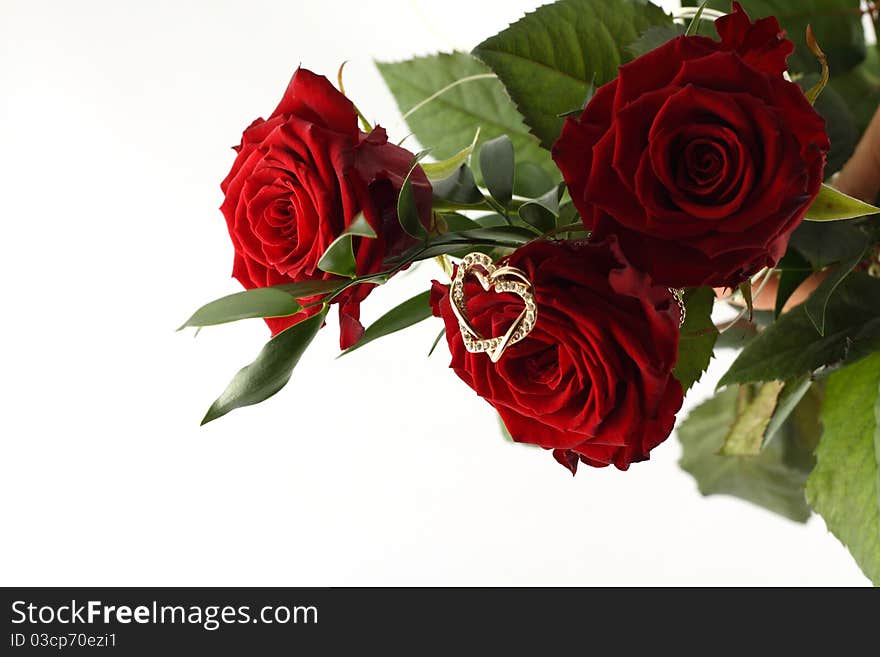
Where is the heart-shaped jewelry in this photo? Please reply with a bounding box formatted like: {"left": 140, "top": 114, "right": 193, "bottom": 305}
{"left": 449, "top": 252, "right": 537, "bottom": 363}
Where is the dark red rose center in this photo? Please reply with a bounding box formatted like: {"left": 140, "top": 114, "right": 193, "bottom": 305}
{"left": 265, "top": 196, "right": 297, "bottom": 238}
{"left": 649, "top": 120, "right": 755, "bottom": 220}
{"left": 523, "top": 343, "right": 560, "bottom": 386}
{"left": 683, "top": 139, "right": 725, "bottom": 185}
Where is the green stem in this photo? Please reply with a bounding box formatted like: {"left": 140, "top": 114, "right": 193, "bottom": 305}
{"left": 432, "top": 200, "right": 489, "bottom": 213}
{"left": 539, "top": 222, "right": 587, "bottom": 239}
{"left": 433, "top": 196, "right": 526, "bottom": 214}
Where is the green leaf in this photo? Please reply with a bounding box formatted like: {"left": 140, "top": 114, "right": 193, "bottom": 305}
{"left": 678, "top": 385, "right": 814, "bottom": 523}
{"left": 476, "top": 214, "right": 510, "bottom": 228}
{"left": 438, "top": 212, "right": 481, "bottom": 232}
{"left": 683, "top": 1, "right": 867, "bottom": 75}
{"left": 789, "top": 220, "right": 870, "bottom": 270}
{"left": 847, "top": 319, "right": 880, "bottom": 363}
{"left": 421, "top": 129, "right": 479, "bottom": 181}
{"left": 513, "top": 161, "right": 556, "bottom": 198}
{"left": 806, "top": 352, "right": 880, "bottom": 584}
{"left": 764, "top": 375, "right": 813, "bottom": 446}
{"left": 798, "top": 74, "right": 858, "bottom": 175}
{"left": 803, "top": 245, "right": 866, "bottom": 335}
{"left": 179, "top": 280, "right": 342, "bottom": 329}
{"left": 715, "top": 320, "right": 759, "bottom": 350}
{"left": 317, "top": 212, "right": 377, "bottom": 278}
{"left": 342, "top": 291, "right": 433, "bottom": 356}
{"left": 557, "top": 201, "right": 580, "bottom": 227}
{"left": 397, "top": 150, "right": 431, "bottom": 239}
{"left": 472, "top": 0, "right": 672, "bottom": 149}
{"left": 626, "top": 23, "right": 684, "bottom": 58}
{"left": 805, "top": 183, "right": 880, "bottom": 222}
{"left": 685, "top": 0, "right": 710, "bottom": 37}
{"left": 201, "top": 307, "right": 328, "bottom": 425}
{"left": 774, "top": 268, "right": 811, "bottom": 316}
{"left": 376, "top": 52, "right": 558, "bottom": 182}
{"left": 773, "top": 250, "right": 812, "bottom": 317}
{"left": 479, "top": 135, "right": 515, "bottom": 207}
{"left": 518, "top": 202, "right": 556, "bottom": 233}
{"left": 718, "top": 273, "right": 880, "bottom": 386}
{"left": 719, "top": 382, "right": 786, "bottom": 456}
{"left": 428, "top": 328, "right": 446, "bottom": 357}
{"left": 518, "top": 185, "right": 562, "bottom": 233}
{"left": 557, "top": 75, "right": 596, "bottom": 119}
{"left": 828, "top": 46, "right": 880, "bottom": 134}
{"left": 431, "top": 165, "right": 485, "bottom": 206}
{"left": 674, "top": 287, "right": 719, "bottom": 392}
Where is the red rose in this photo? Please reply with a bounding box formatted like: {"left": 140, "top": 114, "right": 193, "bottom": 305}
{"left": 220, "top": 67, "right": 432, "bottom": 348}
{"left": 552, "top": 2, "right": 829, "bottom": 289}
{"left": 430, "top": 238, "right": 683, "bottom": 473}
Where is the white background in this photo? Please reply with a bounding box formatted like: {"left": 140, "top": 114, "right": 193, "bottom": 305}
{"left": 0, "top": 0, "right": 868, "bottom": 585}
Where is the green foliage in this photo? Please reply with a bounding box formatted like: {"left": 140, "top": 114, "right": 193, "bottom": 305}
{"left": 473, "top": 0, "right": 671, "bottom": 149}
{"left": 513, "top": 162, "right": 556, "bottom": 198}
{"left": 674, "top": 287, "right": 719, "bottom": 392}
{"left": 317, "top": 212, "right": 377, "bottom": 278}
{"left": 343, "top": 291, "right": 434, "bottom": 356}
{"left": 376, "top": 52, "right": 557, "bottom": 181}
{"left": 421, "top": 131, "right": 478, "bottom": 181}
{"left": 428, "top": 328, "right": 446, "bottom": 357}
{"left": 179, "top": 280, "right": 342, "bottom": 329}
{"left": 789, "top": 221, "right": 870, "bottom": 270}
{"left": 518, "top": 184, "right": 565, "bottom": 233}
{"left": 805, "top": 184, "right": 880, "bottom": 222}
{"left": 201, "top": 308, "right": 329, "bottom": 425}
{"left": 479, "top": 135, "right": 515, "bottom": 207}
{"left": 685, "top": 1, "right": 711, "bottom": 37}
{"left": 764, "top": 376, "right": 813, "bottom": 446}
{"left": 678, "top": 384, "right": 818, "bottom": 522}
{"left": 806, "top": 353, "right": 880, "bottom": 584}
{"left": 431, "top": 165, "right": 484, "bottom": 206}
{"left": 397, "top": 151, "right": 431, "bottom": 239}
{"left": 799, "top": 75, "right": 858, "bottom": 175}
{"left": 828, "top": 46, "right": 880, "bottom": 134}
{"left": 719, "top": 273, "right": 880, "bottom": 386}
{"left": 719, "top": 381, "right": 785, "bottom": 456}
{"left": 803, "top": 246, "right": 866, "bottom": 335}
{"left": 773, "top": 251, "right": 812, "bottom": 317}
{"left": 626, "top": 24, "right": 684, "bottom": 58}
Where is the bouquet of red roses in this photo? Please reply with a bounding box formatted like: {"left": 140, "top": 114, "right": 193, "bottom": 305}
{"left": 182, "top": 1, "right": 880, "bottom": 583}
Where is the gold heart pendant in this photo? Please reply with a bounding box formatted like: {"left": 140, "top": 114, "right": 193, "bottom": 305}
{"left": 449, "top": 252, "right": 537, "bottom": 363}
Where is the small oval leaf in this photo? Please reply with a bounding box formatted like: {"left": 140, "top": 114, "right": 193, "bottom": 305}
{"left": 398, "top": 150, "right": 432, "bottom": 238}
{"left": 518, "top": 203, "right": 556, "bottom": 233}
{"left": 479, "top": 135, "right": 515, "bottom": 207}
{"left": 421, "top": 129, "right": 480, "bottom": 181}
{"left": 317, "top": 212, "right": 377, "bottom": 278}
{"left": 431, "top": 164, "right": 484, "bottom": 205}
{"left": 342, "top": 291, "right": 434, "bottom": 356}
{"left": 513, "top": 161, "right": 556, "bottom": 198}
